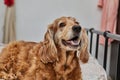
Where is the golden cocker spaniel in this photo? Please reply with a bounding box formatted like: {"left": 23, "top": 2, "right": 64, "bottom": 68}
{"left": 0, "top": 17, "right": 89, "bottom": 80}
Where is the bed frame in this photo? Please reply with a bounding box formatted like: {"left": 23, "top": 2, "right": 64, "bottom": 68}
{"left": 86, "top": 28, "right": 120, "bottom": 80}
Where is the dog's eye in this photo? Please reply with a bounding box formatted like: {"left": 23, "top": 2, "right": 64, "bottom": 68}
{"left": 75, "top": 22, "right": 79, "bottom": 24}
{"left": 59, "top": 23, "right": 66, "bottom": 28}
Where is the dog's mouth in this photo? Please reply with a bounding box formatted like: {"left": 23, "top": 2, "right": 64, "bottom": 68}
{"left": 62, "top": 36, "right": 81, "bottom": 48}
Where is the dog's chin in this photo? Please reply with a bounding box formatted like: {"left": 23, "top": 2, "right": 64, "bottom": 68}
{"left": 61, "top": 36, "right": 81, "bottom": 51}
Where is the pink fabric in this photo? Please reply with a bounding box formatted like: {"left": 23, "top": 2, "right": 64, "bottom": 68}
{"left": 98, "top": 0, "right": 119, "bottom": 45}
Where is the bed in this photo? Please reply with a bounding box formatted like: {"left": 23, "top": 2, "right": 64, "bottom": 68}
{"left": 86, "top": 28, "right": 120, "bottom": 80}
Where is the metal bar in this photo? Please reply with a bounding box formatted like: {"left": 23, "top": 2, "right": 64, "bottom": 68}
{"left": 85, "top": 28, "right": 104, "bottom": 36}
{"left": 87, "top": 28, "right": 120, "bottom": 45}
{"left": 107, "top": 33, "right": 120, "bottom": 41}
{"left": 86, "top": 28, "right": 120, "bottom": 77}
{"left": 89, "top": 32, "right": 93, "bottom": 53}
{"left": 89, "top": 28, "right": 94, "bottom": 54}
{"left": 103, "top": 31, "right": 109, "bottom": 70}
{"left": 92, "top": 29, "right": 104, "bottom": 35}
{"left": 86, "top": 28, "right": 120, "bottom": 41}
{"left": 103, "top": 37, "right": 109, "bottom": 70}
{"left": 95, "top": 34, "right": 99, "bottom": 59}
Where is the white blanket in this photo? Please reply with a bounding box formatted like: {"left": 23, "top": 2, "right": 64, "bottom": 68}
{"left": 0, "top": 45, "right": 107, "bottom": 80}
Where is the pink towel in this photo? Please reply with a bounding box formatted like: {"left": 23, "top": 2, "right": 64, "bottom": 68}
{"left": 98, "top": 0, "right": 119, "bottom": 45}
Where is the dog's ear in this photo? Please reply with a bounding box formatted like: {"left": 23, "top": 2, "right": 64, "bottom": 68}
{"left": 78, "top": 29, "right": 89, "bottom": 63}
{"left": 39, "top": 24, "right": 58, "bottom": 63}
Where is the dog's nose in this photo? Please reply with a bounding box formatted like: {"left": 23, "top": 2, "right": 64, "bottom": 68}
{"left": 72, "top": 25, "right": 81, "bottom": 33}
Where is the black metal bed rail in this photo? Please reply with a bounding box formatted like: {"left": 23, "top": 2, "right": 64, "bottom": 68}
{"left": 86, "top": 28, "right": 120, "bottom": 71}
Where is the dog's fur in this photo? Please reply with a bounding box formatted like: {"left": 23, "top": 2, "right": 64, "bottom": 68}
{"left": 0, "top": 17, "right": 89, "bottom": 80}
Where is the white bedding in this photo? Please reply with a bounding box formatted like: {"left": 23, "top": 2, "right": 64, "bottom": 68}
{"left": 80, "top": 55, "right": 107, "bottom": 80}
{"left": 0, "top": 45, "right": 107, "bottom": 80}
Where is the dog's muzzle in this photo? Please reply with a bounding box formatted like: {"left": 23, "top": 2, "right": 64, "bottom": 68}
{"left": 62, "top": 35, "right": 81, "bottom": 49}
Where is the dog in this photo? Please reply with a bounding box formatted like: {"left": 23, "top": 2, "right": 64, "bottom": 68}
{"left": 0, "top": 16, "right": 89, "bottom": 80}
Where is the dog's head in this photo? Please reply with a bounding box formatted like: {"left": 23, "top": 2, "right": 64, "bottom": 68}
{"left": 40, "top": 17, "right": 89, "bottom": 63}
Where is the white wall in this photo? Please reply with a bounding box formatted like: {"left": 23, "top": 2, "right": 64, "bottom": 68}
{"left": 0, "top": 0, "right": 5, "bottom": 42}
{"left": 15, "top": 0, "right": 101, "bottom": 41}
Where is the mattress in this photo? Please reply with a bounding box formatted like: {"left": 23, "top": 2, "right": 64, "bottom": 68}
{"left": 0, "top": 44, "right": 107, "bottom": 80}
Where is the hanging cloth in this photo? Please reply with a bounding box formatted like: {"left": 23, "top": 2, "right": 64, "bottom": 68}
{"left": 98, "top": 0, "right": 119, "bottom": 45}
{"left": 3, "top": 0, "right": 16, "bottom": 43}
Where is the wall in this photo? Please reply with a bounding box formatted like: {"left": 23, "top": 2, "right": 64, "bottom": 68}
{"left": 15, "top": 0, "right": 101, "bottom": 41}
{"left": 0, "top": 0, "right": 5, "bottom": 42}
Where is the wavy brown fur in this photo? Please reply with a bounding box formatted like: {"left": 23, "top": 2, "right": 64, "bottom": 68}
{"left": 0, "top": 17, "right": 89, "bottom": 80}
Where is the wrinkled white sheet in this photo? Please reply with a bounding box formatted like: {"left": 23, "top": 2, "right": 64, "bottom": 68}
{"left": 80, "top": 55, "right": 107, "bottom": 80}
{"left": 0, "top": 44, "right": 107, "bottom": 80}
